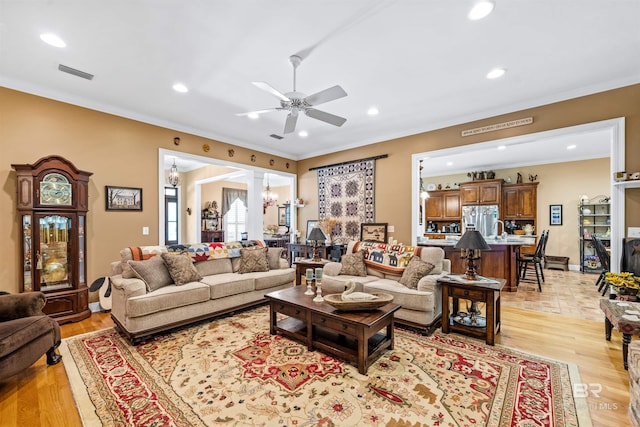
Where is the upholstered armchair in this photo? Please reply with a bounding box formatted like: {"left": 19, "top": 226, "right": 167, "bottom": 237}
{"left": 0, "top": 292, "right": 62, "bottom": 381}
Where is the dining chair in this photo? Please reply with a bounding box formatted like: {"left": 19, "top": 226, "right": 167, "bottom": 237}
{"left": 517, "top": 230, "right": 548, "bottom": 292}
{"left": 592, "top": 235, "right": 611, "bottom": 296}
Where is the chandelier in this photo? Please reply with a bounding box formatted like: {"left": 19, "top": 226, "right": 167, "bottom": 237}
{"left": 263, "top": 175, "right": 277, "bottom": 213}
{"left": 168, "top": 159, "right": 180, "bottom": 187}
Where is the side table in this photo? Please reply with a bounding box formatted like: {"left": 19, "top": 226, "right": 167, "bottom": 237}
{"left": 293, "top": 259, "right": 329, "bottom": 286}
{"left": 599, "top": 298, "right": 640, "bottom": 369}
{"left": 439, "top": 276, "right": 506, "bottom": 346}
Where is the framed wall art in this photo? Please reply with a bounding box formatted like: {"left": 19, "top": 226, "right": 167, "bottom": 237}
{"left": 360, "top": 222, "right": 388, "bottom": 243}
{"left": 105, "top": 186, "right": 143, "bottom": 211}
{"left": 549, "top": 204, "right": 562, "bottom": 226}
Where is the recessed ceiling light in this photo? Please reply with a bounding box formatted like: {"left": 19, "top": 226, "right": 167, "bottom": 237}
{"left": 486, "top": 68, "right": 506, "bottom": 79}
{"left": 367, "top": 107, "right": 379, "bottom": 116}
{"left": 567, "top": 144, "right": 577, "bottom": 150}
{"left": 497, "top": 145, "right": 506, "bottom": 150}
{"left": 298, "top": 130, "right": 308, "bottom": 137}
{"left": 468, "top": 1, "right": 495, "bottom": 20}
{"left": 172, "top": 83, "right": 189, "bottom": 93}
{"left": 40, "top": 33, "right": 66, "bottom": 48}
{"left": 446, "top": 161, "right": 453, "bottom": 166}
{"left": 247, "top": 112, "right": 259, "bottom": 119}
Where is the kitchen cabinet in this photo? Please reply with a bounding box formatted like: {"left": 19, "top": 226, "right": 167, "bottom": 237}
{"left": 459, "top": 179, "right": 502, "bottom": 205}
{"left": 11, "top": 156, "right": 92, "bottom": 323}
{"left": 425, "top": 190, "right": 460, "bottom": 221}
{"left": 502, "top": 183, "right": 538, "bottom": 220}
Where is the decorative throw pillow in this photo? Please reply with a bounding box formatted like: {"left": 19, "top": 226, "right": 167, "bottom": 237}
{"left": 339, "top": 251, "right": 367, "bottom": 277}
{"left": 127, "top": 256, "right": 173, "bottom": 292}
{"left": 161, "top": 253, "right": 203, "bottom": 285}
{"left": 238, "top": 247, "right": 269, "bottom": 274}
{"left": 267, "top": 247, "right": 284, "bottom": 270}
{"left": 398, "top": 256, "right": 435, "bottom": 289}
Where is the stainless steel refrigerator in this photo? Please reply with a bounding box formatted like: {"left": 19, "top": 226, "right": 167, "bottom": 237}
{"left": 461, "top": 205, "right": 499, "bottom": 237}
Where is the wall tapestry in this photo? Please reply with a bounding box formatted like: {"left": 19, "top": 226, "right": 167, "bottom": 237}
{"left": 317, "top": 159, "right": 375, "bottom": 244}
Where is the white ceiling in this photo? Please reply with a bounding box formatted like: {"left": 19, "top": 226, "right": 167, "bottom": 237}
{"left": 1, "top": 1, "right": 639, "bottom": 162}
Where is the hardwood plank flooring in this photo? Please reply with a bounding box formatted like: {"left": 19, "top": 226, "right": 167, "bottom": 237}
{"left": 0, "top": 273, "right": 631, "bottom": 427}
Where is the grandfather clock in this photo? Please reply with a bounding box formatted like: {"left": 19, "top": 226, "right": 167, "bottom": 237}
{"left": 12, "top": 156, "right": 92, "bottom": 323}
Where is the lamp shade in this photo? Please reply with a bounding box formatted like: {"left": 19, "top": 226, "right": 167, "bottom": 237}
{"left": 308, "top": 227, "right": 326, "bottom": 242}
{"left": 455, "top": 229, "right": 490, "bottom": 250}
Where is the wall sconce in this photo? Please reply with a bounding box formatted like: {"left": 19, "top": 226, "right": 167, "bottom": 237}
{"left": 186, "top": 207, "right": 192, "bottom": 215}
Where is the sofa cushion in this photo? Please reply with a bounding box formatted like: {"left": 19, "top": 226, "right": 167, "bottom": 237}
{"left": 161, "top": 253, "right": 202, "bottom": 285}
{"left": 199, "top": 273, "right": 255, "bottom": 299}
{"left": 363, "top": 279, "right": 435, "bottom": 312}
{"left": 340, "top": 251, "right": 367, "bottom": 276}
{"left": 127, "top": 282, "right": 211, "bottom": 318}
{"left": 231, "top": 257, "right": 242, "bottom": 273}
{"left": 128, "top": 256, "right": 173, "bottom": 292}
{"left": 238, "top": 247, "right": 269, "bottom": 273}
{"left": 120, "top": 246, "right": 168, "bottom": 278}
{"left": 195, "top": 258, "right": 233, "bottom": 276}
{"left": 399, "top": 256, "right": 435, "bottom": 289}
{"left": 254, "top": 268, "right": 295, "bottom": 291}
{"left": 267, "top": 247, "right": 285, "bottom": 270}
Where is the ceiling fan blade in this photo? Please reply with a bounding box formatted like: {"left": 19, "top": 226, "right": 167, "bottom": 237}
{"left": 304, "top": 85, "right": 347, "bottom": 106}
{"left": 305, "top": 108, "right": 347, "bottom": 127}
{"left": 283, "top": 112, "right": 298, "bottom": 134}
{"left": 235, "top": 108, "right": 280, "bottom": 116}
{"left": 252, "top": 81, "right": 290, "bottom": 102}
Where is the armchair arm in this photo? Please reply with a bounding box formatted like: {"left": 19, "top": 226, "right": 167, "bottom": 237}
{"left": 110, "top": 275, "right": 147, "bottom": 298}
{"left": 0, "top": 292, "right": 46, "bottom": 322}
{"left": 323, "top": 262, "right": 342, "bottom": 277}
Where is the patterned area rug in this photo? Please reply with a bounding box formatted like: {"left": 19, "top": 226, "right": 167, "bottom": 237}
{"left": 60, "top": 306, "right": 591, "bottom": 426}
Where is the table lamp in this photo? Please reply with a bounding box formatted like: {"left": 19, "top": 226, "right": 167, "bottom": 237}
{"left": 454, "top": 228, "right": 490, "bottom": 280}
{"left": 308, "top": 227, "right": 326, "bottom": 261}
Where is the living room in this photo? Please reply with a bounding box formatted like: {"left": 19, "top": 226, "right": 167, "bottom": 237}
{"left": 2, "top": 2, "right": 640, "bottom": 426}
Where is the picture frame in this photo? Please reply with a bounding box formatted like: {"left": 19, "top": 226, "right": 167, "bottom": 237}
{"left": 278, "top": 206, "right": 288, "bottom": 226}
{"left": 360, "top": 222, "right": 388, "bottom": 243}
{"left": 105, "top": 186, "right": 143, "bottom": 211}
{"left": 549, "top": 204, "right": 563, "bottom": 226}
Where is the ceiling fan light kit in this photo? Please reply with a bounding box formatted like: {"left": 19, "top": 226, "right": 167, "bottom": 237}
{"left": 238, "top": 55, "right": 347, "bottom": 136}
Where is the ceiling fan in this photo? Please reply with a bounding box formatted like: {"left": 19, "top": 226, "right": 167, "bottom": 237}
{"left": 237, "top": 55, "right": 347, "bottom": 135}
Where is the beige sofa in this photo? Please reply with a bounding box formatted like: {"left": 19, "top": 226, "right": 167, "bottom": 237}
{"left": 110, "top": 242, "right": 294, "bottom": 343}
{"left": 321, "top": 241, "right": 450, "bottom": 332}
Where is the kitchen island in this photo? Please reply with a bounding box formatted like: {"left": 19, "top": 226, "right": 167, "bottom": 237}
{"left": 418, "top": 237, "right": 535, "bottom": 292}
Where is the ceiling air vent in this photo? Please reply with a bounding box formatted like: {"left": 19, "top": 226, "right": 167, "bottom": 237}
{"left": 58, "top": 64, "right": 94, "bottom": 80}
{"left": 270, "top": 134, "right": 284, "bottom": 140}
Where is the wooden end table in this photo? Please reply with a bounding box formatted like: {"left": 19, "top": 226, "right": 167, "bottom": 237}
{"left": 599, "top": 298, "right": 640, "bottom": 369}
{"left": 265, "top": 286, "right": 400, "bottom": 374}
{"left": 439, "top": 276, "right": 506, "bottom": 346}
{"left": 293, "top": 259, "right": 329, "bottom": 286}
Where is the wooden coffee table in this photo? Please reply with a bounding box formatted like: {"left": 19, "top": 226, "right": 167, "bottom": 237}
{"left": 265, "top": 286, "right": 400, "bottom": 374}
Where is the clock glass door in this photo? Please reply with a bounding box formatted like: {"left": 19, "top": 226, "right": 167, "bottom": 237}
{"left": 36, "top": 214, "right": 73, "bottom": 292}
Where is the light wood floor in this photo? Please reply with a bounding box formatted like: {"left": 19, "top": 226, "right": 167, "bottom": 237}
{"left": 0, "top": 283, "right": 630, "bottom": 427}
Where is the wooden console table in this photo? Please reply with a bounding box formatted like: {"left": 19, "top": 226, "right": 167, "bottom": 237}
{"left": 265, "top": 286, "right": 400, "bottom": 374}
{"left": 439, "top": 276, "right": 506, "bottom": 345}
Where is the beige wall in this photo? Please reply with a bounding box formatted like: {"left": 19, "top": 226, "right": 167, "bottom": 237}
{"left": 3, "top": 84, "right": 640, "bottom": 295}
{"left": 423, "top": 158, "right": 610, "bottom": 265}
{"left": 263, "top": 185, "right": 291, "bottom": 232}
{"left": 0, "top": 87, "right": 297, "bottom": 294}
{"left": 297, "top": 84, "right": 640, "bottom": 247}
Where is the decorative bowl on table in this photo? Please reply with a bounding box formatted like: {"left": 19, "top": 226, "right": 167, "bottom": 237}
{"left": 323, "top": 293, "right": 394, "bottom": 311}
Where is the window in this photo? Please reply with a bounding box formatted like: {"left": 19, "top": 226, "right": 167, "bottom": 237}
{"left": 164, "top": 187, "right": 178, "bottom": 244}
{"left": 225, "top": 198, "right": 246, "bottom": 241}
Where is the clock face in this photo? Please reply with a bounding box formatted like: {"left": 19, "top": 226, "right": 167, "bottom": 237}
{"left": 40, "top": 173, "right": 72, "bottom": 206}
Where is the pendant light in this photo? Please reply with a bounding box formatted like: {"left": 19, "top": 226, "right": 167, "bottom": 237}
{"left": 168, "top": 158, "right": 180, "bottom": 187}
